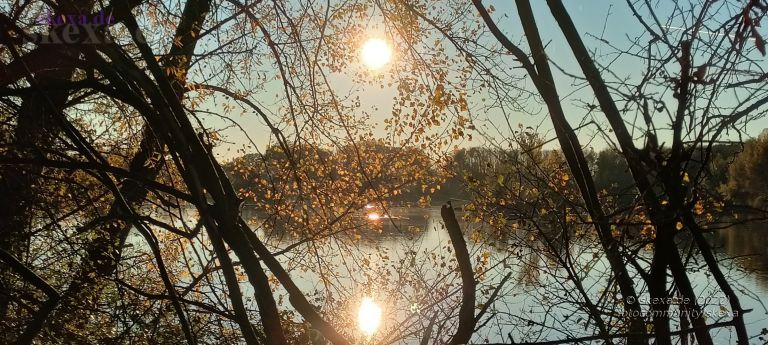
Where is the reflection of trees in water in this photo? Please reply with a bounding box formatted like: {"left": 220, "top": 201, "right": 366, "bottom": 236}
{"left": 517, "top": 243, "right": 542, "bottom": 287}
{"left": 710, "top": 224, "right": 768, "bottom": 286}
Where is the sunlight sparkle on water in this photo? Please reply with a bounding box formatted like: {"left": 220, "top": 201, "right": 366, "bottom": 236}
{"left": 358, "top": 297, "right": 382, "bottom": 336}
{"left": 360, "top": 38, "right": 392, "bottom": 70}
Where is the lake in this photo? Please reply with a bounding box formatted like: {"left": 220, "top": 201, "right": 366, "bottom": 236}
{"left": 248, "top": 206, "right": 768, "bottom": 344}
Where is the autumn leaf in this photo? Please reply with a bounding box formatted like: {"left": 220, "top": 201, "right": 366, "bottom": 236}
{"left": 694, "top": 200, "right": 705, "bottom": 215}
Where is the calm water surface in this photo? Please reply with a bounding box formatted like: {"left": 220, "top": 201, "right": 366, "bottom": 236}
{"left": 246, "top": 207, "right": 768, "bottom": 343}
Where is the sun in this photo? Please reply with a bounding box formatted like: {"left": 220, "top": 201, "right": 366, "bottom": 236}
{"left": 360, "top": 38, "right": 392, "bottom": 70}
{"left": 358, "top": 297, "right": 382, "bottom": 336}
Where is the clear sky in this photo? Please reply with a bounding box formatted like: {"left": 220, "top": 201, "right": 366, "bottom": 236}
{"left": 207, "top": 0, "right": 768, "bottom": 160}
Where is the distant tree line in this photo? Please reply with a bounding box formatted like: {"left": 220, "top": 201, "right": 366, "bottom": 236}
{"left": 223, "top": 139, "right": 442, "bottom": 210}
{"left": 226, "top": 134, "right": 768, "bottom": 210}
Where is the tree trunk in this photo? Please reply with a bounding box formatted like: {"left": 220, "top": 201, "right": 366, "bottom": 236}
{"left": 0, "top": 0, "right": 95, "bottom": 334}
{"left": 471, "top": 1, "right": 648, "bottom": 342}
{"left": 441, "top": 203, "right": 476, "bottom": 345}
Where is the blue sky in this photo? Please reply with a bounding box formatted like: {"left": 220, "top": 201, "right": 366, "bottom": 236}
{"left": 207, "top": 0, "right": 768, "bottom": 159}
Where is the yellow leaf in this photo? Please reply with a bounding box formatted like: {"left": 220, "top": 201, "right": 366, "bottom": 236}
{"left": 694, "top": 200, "right": 705, "bottom": 215}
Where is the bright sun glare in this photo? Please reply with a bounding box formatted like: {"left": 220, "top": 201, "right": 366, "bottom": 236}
{"left": 360, "top": 38, "right": 392, "bottom": 70}
{"left": 358, "top": 297, "right": 382, "bottom": 336}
